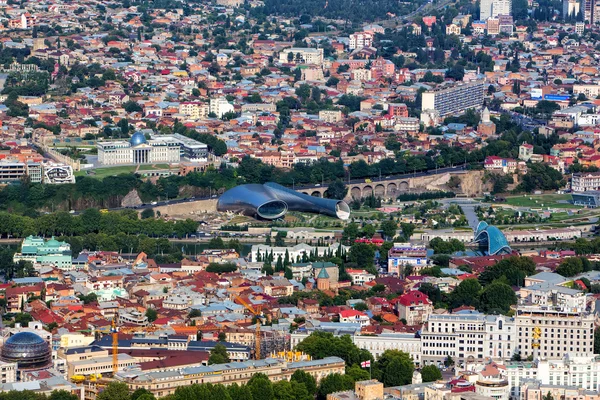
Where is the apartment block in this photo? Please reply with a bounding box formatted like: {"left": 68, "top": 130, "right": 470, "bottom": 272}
{"left": 514, "top": 306, "right": 594, "bottom": 360}
{"left": 571, "top": 171, "right": 600, "bottom": 192}
{"left": 421, "top": 80, "right": 485, "bottom": 125}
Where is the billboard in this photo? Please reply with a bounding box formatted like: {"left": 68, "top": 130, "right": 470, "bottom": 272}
{"left": 544, "top": 94, "right": 570, "bottom": 101}
{"left": 530, "top": 88, "right": 543, "bottom": 100}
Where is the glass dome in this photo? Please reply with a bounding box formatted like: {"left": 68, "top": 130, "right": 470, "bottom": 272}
{"left": 1, "top": 332, "right": 52, "bottom": 369}
{"left": 130, "top": 132, "right": 147, "bottom": 146}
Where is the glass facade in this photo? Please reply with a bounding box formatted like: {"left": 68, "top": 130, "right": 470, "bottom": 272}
{"left": 217, "top": 183, "right": 350, "bottom": 220}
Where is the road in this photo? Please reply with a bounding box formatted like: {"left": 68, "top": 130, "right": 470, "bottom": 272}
{"left": 376, "top": 0, "right": 455, "bottom": 29}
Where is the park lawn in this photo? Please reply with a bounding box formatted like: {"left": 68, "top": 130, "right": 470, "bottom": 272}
{"left": 75, "top": 165, "right": 138, "bottom": 178}
{"left": 504, "top": 194, "right": 582, "bottom": 209}
{"left": 137, "top": 164, "right": 172, "bottom": 171}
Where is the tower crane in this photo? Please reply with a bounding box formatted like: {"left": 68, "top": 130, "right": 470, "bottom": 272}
{"left": 111, "top": 313, "right": 157, "bottom": 374}
{"left": 235, "top": 296, "right": 263, "bottom": 360}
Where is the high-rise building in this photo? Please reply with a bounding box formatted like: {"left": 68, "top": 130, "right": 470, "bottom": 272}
{"left": 563, "top": 0, "right": 581, "bottom": 17}
{"left": 584, "top": 0, "right": 595, "bottom": 23}
{"left": 514, "top": 306, "right": 594, "bottom": 360}
{"left": 480, "top": 0, "right": 512, "bottom": 20}
{"left": 420, "top": 80, "right": 485, "bottom": 125}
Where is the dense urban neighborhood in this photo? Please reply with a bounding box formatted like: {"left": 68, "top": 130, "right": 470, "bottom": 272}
{"left": 4, "top": 0, "right": 600, "bottom": 399}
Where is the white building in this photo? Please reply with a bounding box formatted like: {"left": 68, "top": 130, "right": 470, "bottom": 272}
{"left": 421, "top": 80, "right": 485, "bottom": 126}
{"left": 346, "top": 269, "right": 376, "bottom": 285}
{"left": 573, "top": 84, "right": 600, "bottom": 98}
{"left": 97, "top": 132, "right": 180, "bottom": 165}
{"left": 209, "top": 97, "right": 235, "bottom": 118}
{"left": 504, "top": 354, "right": 600, "bottom": 398}
{"left": 420, "top": 310, "right": 516, "bottom": 366}
{"left": 349, "top": 32, "right": 374, "bottom": 50}
{"left": 278, "top": 48, "right": 324, "bottom": 65}
{"left": 179, "top": 102, "right": 210, "bottom": 120}
{"left": 0, "top": 361, "right": 16, "bottom": 384}
{"left": 480, "top": 0, "right": 512, "bottom": 20}
{"left": 572, "top": 172, "right": 600, "bottom": 192}
{"left": 514, "top": 306, "right": 594, "bottom": 360}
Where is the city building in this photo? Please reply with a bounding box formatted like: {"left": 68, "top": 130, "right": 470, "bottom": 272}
{"left": 420, "top": 310, "right": 515, "bottom": 366}
{"left": 329, "top": 380, "right": 384, "bottom": 400}
{"left": 486, "top": 17, "right": 500, "bottom": 35}
{"left": 474, "top": 222, "right": 512, "bottom": 255}
{"left": 572, "top": 191, "right": 600, "bottom": 207}
{"left": 514, "top": 306, "right": 594, "bottom": 360}
{"left": 349, "top": 32, "right": 374, "bottom": 50}
{"left": 395, "top": 291, "right": 434, "bottom": 325}
{"left": 0, "top": 332, "right": 51, "bottom": 372}
{"left": 278, "top": 48, "right": 324, "bottom": 65}
{"left": 218, "top": 182, "right": 351, "bottom": 220}
{"left": 209, "top": 97, "right": 235, "bottom": 118}
{"left": 319, "top": 110, "right": 343, "bottom": 123}
{"left": 571, "top": 172, "right": 600, "bottom": 192}
{"left": 179, "top": 102, "right": 210, "bottom": 120}
{"left": 97, "top": 132, "right": 180, "bottom": 166}
{"left": 387, "top": 243, "right": 429, "bottom": 275}
{"left": 584, "top": 0, "right": 595, "bottom": 23}
{"left": 480, "top": 0, "right": 512, "bottom": 20}
{"left": 518, "top": 143, "right": 534, "bottom": 161}
{"left": 563, "top": 0, "right": 580, "bottom": 17}
{"left": 421, "top": 80, "right": 485, "bottom": 126}
{"left": 114, "top": 356, "right": 345, "bottom": 397}
{"left": 13, "top": 236, "right": 72, "bottom": 270}
{"left": 573, "top": 84, "right": 600, "bottom": 98}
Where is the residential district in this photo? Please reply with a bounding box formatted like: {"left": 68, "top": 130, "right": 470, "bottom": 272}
{"left": 7, "top": 0, "right": 600, "bottom": 399}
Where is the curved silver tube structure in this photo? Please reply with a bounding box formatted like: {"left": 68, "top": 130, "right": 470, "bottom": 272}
{"left": 217, "top": 182, "right": 350, "bottom": 220}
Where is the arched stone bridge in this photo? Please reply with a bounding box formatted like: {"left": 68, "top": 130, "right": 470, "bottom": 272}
{"left": 298, "top": 169, "right": 467, "bottom": 200}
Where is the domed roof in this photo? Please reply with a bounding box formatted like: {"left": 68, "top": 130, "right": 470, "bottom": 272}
{"left": 130, "top": 132, "right": 147, "bottom": 146}
{"left": 1, "top": 332, "right": 52, "bottom": 369}
{"left": 5, "top": 332, "right": 45, "bottom": 346}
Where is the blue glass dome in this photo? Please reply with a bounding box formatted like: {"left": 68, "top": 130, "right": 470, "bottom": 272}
{"left": 474, "top": 221, "right": 512, "bottom": 255}
{"left": 1, "top": 332, "right": 51, "bottom": 369}
{"left": 130, "top": 132, "right": 147, "bottom": 146}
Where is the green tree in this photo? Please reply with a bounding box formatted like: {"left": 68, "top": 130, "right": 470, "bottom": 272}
{"left": 324, "top": 179, "right": 348, "bottom": 200}
{"left": 49, "top": 390, "right": 80, "bottom": 400}
{"left": 131, "top": 388, "right": 154, "bottom": 400}
{"left": 346, "top": 364, "right": 370, "bottom": 381}
{"left": 556, "top": 257, "right": 584, "bottom": 277}
{"left": 380, "top": 220, "right": 398, "bottom": 239}
{"left": 123, "top": 100, "right": 143, "bottom": 113}
{"left": 97, "top": 382, "right": 130, "bottom": 400}
{"left": 376, "top": 350, "right": 414, "bottom": 387}
{"left": 291, "top": 370, "right": 317, "bottom": 396}
{"left": 247, "top": 373, "right": 274, "bottom": 400}
{"left": 140, "top": 208, "right": 155, "bottom": 219}
{"left": 208, "top": 343, "right": 231, "bottom": 365}
{"left": 449, "top": 278, "right": 481, "bottom": 309}
{"left": 420, "top": 365, "right": 442, "bottom": 382}
{"left": 145, "top": 308, "right": 158, "bottom": 322}
{"left": 317, "top": 373, "right": 354, "bottom": 400}
{"left": 479, "top": 281, "right": 517, "bottom": 314}
{"left": 400, "top": 223, "right": 415, "bottom": 240}
{"left": 354, "top": 302, "right": 368, "bottom": 311}
{"left": 228, "top": 383, "right": 254, "bottom": 400}
{"left": 296, "top": 331, "right": 371, "bottom": 367}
